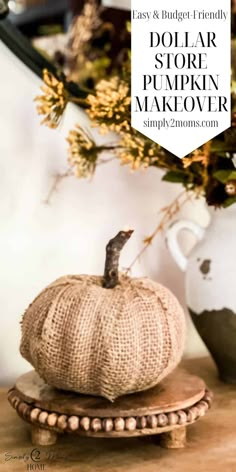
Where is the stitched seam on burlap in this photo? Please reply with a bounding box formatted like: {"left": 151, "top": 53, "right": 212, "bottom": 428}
{"left": 39, "top": 284, "right": 74, "bottom": 379}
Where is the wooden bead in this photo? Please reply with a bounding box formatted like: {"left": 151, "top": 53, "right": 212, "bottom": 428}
{"left": 196, "top": 406, "right": 205, "bottom": 417}
{"left": 38, "top": 411, "right": 48, "bottom": 425}
{"left": 167, "top": 412, "right": 179, "bottom": 426}
{"left": 80, "top": 417, "right": 91, "bottom": 431}
{"left": 197, "top": 402, "right": 208, "bottom": 417}
{"left": 157, "top": 413, "right": 168, "bottom": 427}
{"left": 12, "top": 396, "right": 20, "bottom": 409}
{"left": 91, "top": 418, "right": 102, "bottom": 433}
{"left": 30, "top": 408, "right": 41, "bottom": 422}
{"left": 189, "top": 406, "right": 199, "bottom": 421}
{"left": 125, "top": 417, "right": 136, "bottom": 431}
{"left": 136, "top": 416, "right": 147, "bottom": 429}
{"left": 8, "top": 391, "right": 16, "bottom": 405}
{"left": 147, "top": 415, "right": 158, "bottom": 429}
{"left": 205, "top": 390, "right": 213, "bottom": 400}
{"left": 186, "top": 409, "right": 196, "bottom": 423}
{"left": 114, "top": 417, "right": 125, "bottom": 432}
{"left": 199, "top": 400, "right": 209, "bottom": 411}
{"left": 102, "top": 418, "right": 113, "bottom": 432}
{"left": 16, "top": 401, "right": 24, "bottom": 413}
{"left": 68, "top": 416, "right": 79, "bottom": 431}
{"left": 57, "top": 415, "right": 68, "bottom": 430}
{"left": 178, "top": 410, "right": 187, "bottom": 425}
{"left": 47, "top": 413, "right": 58, "bottom": 427}
{"left": 204, "top": 393, "right": 213, "bottom": 407}
{"left": 7, "top": 390, "right": 15, "bottom": 399}
{"left": 17, "top": 402, "right": 29, "bottom": 418}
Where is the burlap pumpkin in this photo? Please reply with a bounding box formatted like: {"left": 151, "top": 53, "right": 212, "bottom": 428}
{"left": 20, "top": 231, "right": 186, "bottom": 401}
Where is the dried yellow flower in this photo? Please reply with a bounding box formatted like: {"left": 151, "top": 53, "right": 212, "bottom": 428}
{"left": 35, "top": 69, "right": 69, "bottom": 128}
{"left": 67, "top": 125, "right": 98, "bottom": 178}
{"left": 87, "top": 77, "right": 131, "bottom": 133}
{"left": 182, "top": 150, "right": 209, "bottom": 168}
{"left": 118, "top": 131, "right": 160, "bottom": 170}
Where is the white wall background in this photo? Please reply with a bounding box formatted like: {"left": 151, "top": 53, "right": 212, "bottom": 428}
{"left": 0, "top": 40, "right": 210, "bottom": 386}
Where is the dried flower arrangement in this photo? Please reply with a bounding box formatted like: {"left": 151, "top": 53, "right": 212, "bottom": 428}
{"left": 34, "top": 0, "right": 236, "bottom": 261}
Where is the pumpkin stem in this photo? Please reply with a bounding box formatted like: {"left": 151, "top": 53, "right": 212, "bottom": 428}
{"left": 103, "top": 230, "right": 134, "bottom": 288}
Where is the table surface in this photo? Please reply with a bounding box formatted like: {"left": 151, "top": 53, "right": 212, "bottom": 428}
{"left": 0, "top": 357, "right": 236, "bottom": 472}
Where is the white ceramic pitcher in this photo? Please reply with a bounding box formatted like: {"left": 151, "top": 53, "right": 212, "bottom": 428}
{"left": 166, "top": 205, "right": 236, "bottom": 383}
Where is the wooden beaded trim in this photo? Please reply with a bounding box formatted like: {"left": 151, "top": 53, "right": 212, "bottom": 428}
{"left": 8, "top": 389, "right": 212, "bottom": 434}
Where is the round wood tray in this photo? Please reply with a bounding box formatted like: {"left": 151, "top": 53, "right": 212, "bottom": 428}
{"left": 8, "top": 368, "right": 213, "bottom": 449}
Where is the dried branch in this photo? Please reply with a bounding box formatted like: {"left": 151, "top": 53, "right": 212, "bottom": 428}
{"left": 43, "top": 170, "right": 73, "bottom": 205}
{"left": 125, "top": 191, "right": 192, "bottom": 274}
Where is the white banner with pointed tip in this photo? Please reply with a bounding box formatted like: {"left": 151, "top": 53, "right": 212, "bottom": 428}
{"left": 131, "top": 0, "right": 231, "bottom": 158}
{"left": 102, "top": 0, "right": 131, "bottom": 10}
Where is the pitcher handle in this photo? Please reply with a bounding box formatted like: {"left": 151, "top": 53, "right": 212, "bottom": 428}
{"left": 166, "top": 220, "right": 206, "bottom": 272}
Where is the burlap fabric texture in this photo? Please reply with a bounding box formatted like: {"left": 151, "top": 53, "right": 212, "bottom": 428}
{"left": 20, "top": 275, "right": 186, "bottom": 401}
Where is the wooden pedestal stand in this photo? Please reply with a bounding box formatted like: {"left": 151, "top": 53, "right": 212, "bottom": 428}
{"left": 8, "top": 368, "right": 212, "bottom": 449}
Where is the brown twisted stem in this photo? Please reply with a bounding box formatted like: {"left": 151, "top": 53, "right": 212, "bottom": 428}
{"left": 103, "top": 230, "right": 134, "bottom": 289}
